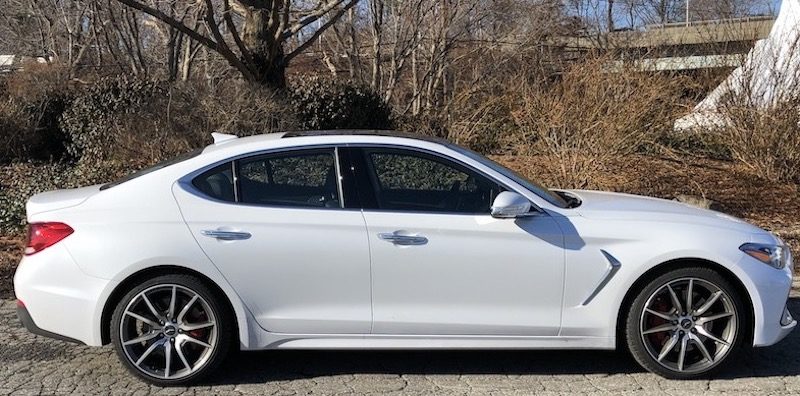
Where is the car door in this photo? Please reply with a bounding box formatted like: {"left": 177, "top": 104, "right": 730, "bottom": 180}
{"left": 344, "top": 146, "right": 565, "bottom": 336}
{"left": 172, "top": 147, "right": 372, "bottom": 334}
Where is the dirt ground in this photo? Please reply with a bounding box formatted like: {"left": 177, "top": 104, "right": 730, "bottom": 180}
{"left": 2, "top": 154, "right": 799, "bottom": 299}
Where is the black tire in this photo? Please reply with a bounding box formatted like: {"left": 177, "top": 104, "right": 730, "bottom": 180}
{"left": 111, "top": 274, "right": 233, "bottom": 386}
{"left": 625, "top": 267, "right": 747, "bottom": 379}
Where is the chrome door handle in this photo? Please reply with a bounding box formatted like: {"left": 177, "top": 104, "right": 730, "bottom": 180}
{"left": 378, "top": 232, "right": 428, "bottom": 246}
{"left": 201, "top": 230, "right": 252, "bottom": 241}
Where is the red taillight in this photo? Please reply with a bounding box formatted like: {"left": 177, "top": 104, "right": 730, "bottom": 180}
{"left": 25, "top": 222, "right": 74, "bottom": 255}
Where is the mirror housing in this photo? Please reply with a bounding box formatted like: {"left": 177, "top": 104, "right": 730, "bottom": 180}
{"left": 490, "top": 191, "right": 534, "bottom": 218}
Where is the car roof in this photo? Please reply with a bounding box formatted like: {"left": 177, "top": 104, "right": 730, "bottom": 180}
{"left": 201, "top": 130, "right": 450, "bottom": 155}
{"left": 282, "top": 130, "right": 449, "bottom": 144}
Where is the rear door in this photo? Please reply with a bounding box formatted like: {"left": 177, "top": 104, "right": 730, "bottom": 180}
{"left": 173, "top": 147, "right": 372, "bottom": 334}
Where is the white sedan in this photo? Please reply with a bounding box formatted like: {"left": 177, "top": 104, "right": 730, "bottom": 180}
{"left": 14, "top": 131, "right": 795, "bottom": 385}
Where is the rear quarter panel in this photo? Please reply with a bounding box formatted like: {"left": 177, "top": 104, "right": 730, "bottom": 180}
{"left": 28, "top": 174, "right": 257, "bottom": 348}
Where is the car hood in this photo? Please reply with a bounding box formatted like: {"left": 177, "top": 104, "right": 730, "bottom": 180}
{"left": 563, "top": 190, "right": 763, "bottom": 233}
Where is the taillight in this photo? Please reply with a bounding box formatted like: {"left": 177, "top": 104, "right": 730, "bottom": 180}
{"left": 25, "top": 222, "right": 74, "bottom": 255}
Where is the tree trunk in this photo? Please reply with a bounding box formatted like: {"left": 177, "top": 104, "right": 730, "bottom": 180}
{"left": 607, "top": 0, "right": 615, "bottom": 31}
{"left": 241, "top": 8, "right": 287, "bottom": 89}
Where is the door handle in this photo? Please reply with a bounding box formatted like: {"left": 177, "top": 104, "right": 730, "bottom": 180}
{"left": 201, "top": 229, "right": 252, "bottom": 241}
{"left": 378, "top": 232, "right": 428, "bottom": 246}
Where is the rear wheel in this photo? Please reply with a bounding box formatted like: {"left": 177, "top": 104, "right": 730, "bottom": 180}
{"left": 111, "top": 274, "right": 232, "bottom": 386}
{"left": 626, "top": 267, "right": 746, "bottom": 379}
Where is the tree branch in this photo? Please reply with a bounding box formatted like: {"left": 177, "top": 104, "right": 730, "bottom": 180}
{"left": 282, "top": 0, "right": 348, "bottom": 40}
{"left": 285, "top": 0, "right": 359, "bottom": 62}
{"left": 222, "top": 0, "right": 250, "bottom": 61}
{"left": 113, "top": 0, "right": 254, "bottom": 81}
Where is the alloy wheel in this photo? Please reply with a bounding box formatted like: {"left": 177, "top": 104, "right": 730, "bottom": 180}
{"left": 119, "top": 284, "right": 218, "bottom": 380}
{"left": 639, "top": 277, "right": 738, "bottom": 374}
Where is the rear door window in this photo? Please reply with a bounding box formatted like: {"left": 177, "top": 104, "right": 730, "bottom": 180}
{"left": 237, "top": 150, "right": 341, "bottom": 208}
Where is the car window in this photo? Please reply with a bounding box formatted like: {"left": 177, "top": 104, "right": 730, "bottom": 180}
{"left": 238, "top": 151, "right": 340, "bottom": 208}
{"left": 364, "top": 149, "right": 501, "bottom": 213}
{"left": 192, "top": 163, "right": 235, "bottom": 202}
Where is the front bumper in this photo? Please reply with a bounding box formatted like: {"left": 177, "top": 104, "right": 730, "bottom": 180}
{"left": 747, "top": 245, "right": 796, "bottom": 347}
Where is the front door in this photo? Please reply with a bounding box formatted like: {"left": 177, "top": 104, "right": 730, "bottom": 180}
{"left": 346, "top": 147, "right": 565, "bottom": 336}
{"left": 173, "top": 148, "right": 372, "bottom": 334}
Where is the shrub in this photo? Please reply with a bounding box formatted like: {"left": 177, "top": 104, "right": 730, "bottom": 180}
{"left": 60, "top": 76, "right": 165, "bottom": 162}
{"left": 0, "top": 161, "right": 131, "bottom": 232}
{"left": 509, "top": 59, "right": 685, "bottom": 189}
{"left": 289, "top": 77, "right": 393, "bottom": 130}
{"left": 178, "top": 81, "right": 296, "bottom": 138}
{"left": 0, "top": 63, "right": 75, "bottom": 163}
{"left": 715, "top": 100, "right": 800, "bottom": 182}
{"left": 0, "top": 163, "right": 74, "bottom": 232}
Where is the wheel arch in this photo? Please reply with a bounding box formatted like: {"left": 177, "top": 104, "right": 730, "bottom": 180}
{"left": 615, "top": 257, "right": 754, "bottom": 350}
{"left": 100, "top": 265, "right": 244, "bottom": 347}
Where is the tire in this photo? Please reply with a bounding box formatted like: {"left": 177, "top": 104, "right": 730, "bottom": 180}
{"left": 111, "top": 274, "right": 233, "bottom": 386}
{"left": 625, "top": 267, "right": 747, "bottom": 379}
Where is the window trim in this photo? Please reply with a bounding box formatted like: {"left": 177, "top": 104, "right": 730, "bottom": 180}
{"left": 181, "top": 145, "right": 348, "bottom": 211}
{"left": 349, "top": 145, "right": 508, "bottom": 216}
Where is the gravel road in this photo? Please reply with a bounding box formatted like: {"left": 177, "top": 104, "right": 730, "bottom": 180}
{"left": 1, "top": 298, "right": 800, "bottom": 395}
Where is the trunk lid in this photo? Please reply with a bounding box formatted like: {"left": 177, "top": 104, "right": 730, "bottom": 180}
{"left": 26, "top": 185, "right": 102, "bottom": 217}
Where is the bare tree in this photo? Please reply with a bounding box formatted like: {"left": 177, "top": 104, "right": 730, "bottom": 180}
{"left": 112, "top": 0, "right": 360, "bottom": 88}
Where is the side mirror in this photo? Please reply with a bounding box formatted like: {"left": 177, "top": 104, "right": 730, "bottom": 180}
{"left": 490, "top": 191, "right": 534, "bottom": 218}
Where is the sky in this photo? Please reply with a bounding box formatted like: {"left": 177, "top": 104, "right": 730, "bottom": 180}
{"left": 582, "top": 0, "right": 786, "bottom": 30}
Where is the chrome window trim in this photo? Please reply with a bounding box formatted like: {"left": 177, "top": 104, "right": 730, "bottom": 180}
{"left": 333, "top": 147, "right": 345, "bottom": 209}
{"left": 179, "top": 145, "right": 348, "bottom": 211}
{"left": 178, "top": 142, "right": 547, "bottom": 215}
{"left": 347, "top": 143, "right": 546, "bottom": 216}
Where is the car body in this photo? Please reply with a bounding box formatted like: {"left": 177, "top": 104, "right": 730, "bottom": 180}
{"left": 14, "top": 130, "right": 795, "bottom": 384}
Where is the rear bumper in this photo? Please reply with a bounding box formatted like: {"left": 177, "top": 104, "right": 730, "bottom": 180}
{"left": 16, "top": 301, "right": 83, "bottom": 344}
{"left": 13, "top": 244, "right": 114, "bottom": 346}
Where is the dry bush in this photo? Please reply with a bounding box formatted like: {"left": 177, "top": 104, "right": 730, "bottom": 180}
{"left": 444, "top": 88, "right": 517, "bottom": 154}
{"left": 181, "top": 81, "right": 296, "bottom": 138}
{"left": 509, "top": 59, "right": 686, "bottom": 189}
{"left": 706, "top": 34, "right": 800, "bottom": 183}
{"left": 715, "top": 101, "right": 800, "bottom": 182}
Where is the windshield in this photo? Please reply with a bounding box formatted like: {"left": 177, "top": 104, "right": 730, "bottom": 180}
{"left": 448, "top": 144, "right": 569, "bottom": 208}
{"left": 100, "top": 149, "right": 203, "bottom": 191}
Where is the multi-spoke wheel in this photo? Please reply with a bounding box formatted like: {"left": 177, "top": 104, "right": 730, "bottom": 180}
{"left": 111, "top": 275, "right": 233, "bottom": 386}
{"left": 626, "top": 267, "right": 746, "bottom": 379}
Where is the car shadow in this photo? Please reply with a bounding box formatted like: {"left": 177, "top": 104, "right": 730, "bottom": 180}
{"left": 203, "top": 298, "right": 800, "bottom": 385}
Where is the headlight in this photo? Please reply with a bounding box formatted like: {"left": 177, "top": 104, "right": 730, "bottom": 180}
{"left": 739, "top": 243, "right": 789, "bottom": 269}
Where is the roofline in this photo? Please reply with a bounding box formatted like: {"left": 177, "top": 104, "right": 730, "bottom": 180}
{"left": 281, "top": 130, "right": 451, "bottom": 145}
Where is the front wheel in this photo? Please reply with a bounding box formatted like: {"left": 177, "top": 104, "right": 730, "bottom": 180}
{"left": 626, "top": 267, "right": 747, "bottom": 379}
{"left": 111, "top": 274, "right": 233, "bottom": 386}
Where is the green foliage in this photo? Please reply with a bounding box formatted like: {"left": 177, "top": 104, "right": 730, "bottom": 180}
{"left": 60, "top": 76, "right": 165, "bottom": 162}
{"left": 0, "top": 92, "right": 73, "bottom": 163}
{"left": 0, "top": 161, "right": 130, "bottom": 232}
{"left": 289, "top": 77, "right": 393, "bottom": 130}
{"left": 0, "top": 163, "right": 73, "bottom": 232}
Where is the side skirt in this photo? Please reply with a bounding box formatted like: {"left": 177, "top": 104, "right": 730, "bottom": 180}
{"left": 245, "top": 334, "right": 616, "bottom": 351}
